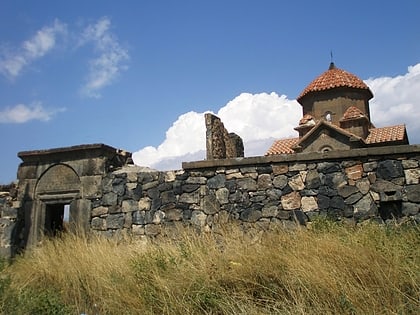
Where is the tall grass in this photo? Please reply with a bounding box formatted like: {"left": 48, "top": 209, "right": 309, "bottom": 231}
{"left": 0, "top": 220, "right": 419, "bottom": 314}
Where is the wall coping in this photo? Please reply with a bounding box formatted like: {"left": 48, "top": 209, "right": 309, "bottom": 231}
{"left": 182, "top": 144, "right": 420, "bottom": 170}
{"left": 18, "top": 143, "right": 131, "bottom": 164}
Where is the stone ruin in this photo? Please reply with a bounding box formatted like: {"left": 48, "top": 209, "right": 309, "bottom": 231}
{"left": 205, "top": 113, "right": 244, "bottom": 160}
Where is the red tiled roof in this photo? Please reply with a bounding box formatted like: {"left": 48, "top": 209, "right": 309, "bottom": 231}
{"left": 297, "top": 63, "right": 372, "bottom": 102}
{"left": 265, "top": 138, "right": 299, "bottom": 155}
{"left": 341, "top": 106, "right": 366, "bottom": 120}
{"left": 365, "top": 125, "right": 406, "bottom": 144}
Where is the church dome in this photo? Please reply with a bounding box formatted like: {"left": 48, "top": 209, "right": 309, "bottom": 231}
{"left": 297, "top": 62, "right": 373, "bottom": 104}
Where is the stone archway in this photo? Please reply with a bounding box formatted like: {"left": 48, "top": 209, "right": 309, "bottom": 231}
{"left": 30, "top": 164, "right": 82, "bottom": 244}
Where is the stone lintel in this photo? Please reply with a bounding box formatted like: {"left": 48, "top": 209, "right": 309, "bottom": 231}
{"left": 18, "top": 143, "right": 131, "bottom": 165}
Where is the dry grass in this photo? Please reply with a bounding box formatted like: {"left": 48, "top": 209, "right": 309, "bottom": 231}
{"left": 1, "top": 220, "right": 419, "bottom": 314}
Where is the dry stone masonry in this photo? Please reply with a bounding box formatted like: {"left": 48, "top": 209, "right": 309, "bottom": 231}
{"left": 1, "top": 144, "right": 419, "bottom": 258}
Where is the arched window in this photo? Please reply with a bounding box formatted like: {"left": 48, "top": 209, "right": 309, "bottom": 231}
{"left": 324, "top": 111, "right": 332, "bottom": 122}
{"left": 320, "top": 145, "right": 332, "bottom": 153}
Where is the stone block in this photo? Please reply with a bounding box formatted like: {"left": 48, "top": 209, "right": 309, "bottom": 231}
{"left": 301, "top": 196, "right": 318, "bottom": 212}
{"left": 281, "top": 191, "right": 301, "bottom": 210}
{"left": 345, "top": 164, "right": 363, "bottom": 180}
{"left": 404, "top": 169, "right": 420, "bottom": 184}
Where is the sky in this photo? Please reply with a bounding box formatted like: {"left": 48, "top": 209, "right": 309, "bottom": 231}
{"left": 0, "top": 0, "right": 419, "bottom": 184}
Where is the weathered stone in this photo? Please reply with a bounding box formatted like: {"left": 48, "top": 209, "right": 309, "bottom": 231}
{"left": 138, "top": 197, "right": 151, "bottom": 211}
{"left": 402, "top": 159, "right": 418, "bottom": 169}
{"left": 147, "top": 188, "right": 160, "bottom": 199}
{"left": 404, "top": 169, "right": 420, "bottom": 184}
{"left": 207, "top": 174, "right": 226, "bottom": 189}
{"left": 262, "top": 205, "right": 278, "bottom": 217}
{"left": 179, "top": 191, "right": 200, "bottom": 204}
{"left": 317, "top": 162, "right": 340, "bottom": 173}
{"left": 191, "top": 211, "right": 207, "bottom": 226}
{"left": 266, "top": 189, "right": 282, "bottom": 200}
{"left": 289, "top": 173, "right": 305, "bottom": 191}
{"left": 367, "top": 172, "right": 376, "bottom": 184}
{"left": 300, "top": 189, "right": 317, "bottom": 196}
{"left": 376, "top": 160, "right": 404, "bottom": 180}
{"left": 345, "top": 164, "right": 363, "bottom": 180}
{"left": 338, "top": 185, "right": 359, "bottom": 198}
{"left": 344, "top": 192, "right": 363, "bottom": 205}
{"left": 122, "top": 200, "right": 138, "bottom": 213}
{"left": 165, "top": 208, "right": 183, "bottom": 221}
{"left": 318, "top": 186, "right": 337, "bottom": 197}
{"left": 185, "top": 176, "right": 207, "bottom": 185}
{"left": 356, "top": 178, "right": 370, "bottom": 195}
{"left": 318, "top": 195, "right": 331, "bottom": 209}
{"left": 237, "top": 178, "right": 257, "bottom": 191}
{"left": 201, "top": 194, "right": 220, "bottom": 214}
{"left": 240, "top": 209, "right": 262, "bottom": 222}
{"left": 363, "top": 161, "right": 377, "bottom": 172}
{"left": 277, "top": 210, "right": 290, "bottom": 220}
{"left": 272, "top": 165, "right": 288, "bottom": 175}
{"left": 306, "top": 170, "right": 321, "bottom": 189}
{"left": 132, "top": 211, "right": 146, "bottom": 224}
{"left": 371, "top": 180, "right": 401, "bottom": 193}
{"left": 258, "top": 174, "right": 272, "bottom": 190}
{"left": 401, "top": 202, "right": 419, "bottom": 216}
{"left": 215, "top": 188, "right": 229, "bottom": 204}
{"left": 289, "top": 163, "right": 307, "bottom": 171}
{"left": 405, "top": 185, "right": 420, "bottom": 202}
{"left": 161, "top": 190, "right": 176, "bottom": 204}
{"left": 124, "top": 212, "right": 132, "bottom": 228}
{"left": 301, "top": 196, "right": 318, "bottom": 212}
{"left": 91, "top": 206, "right": 108, "bottom": 217}
{"left": 152, "top": 210, "right": 165, "bottom": 224}
{"left": 91, "top": 217, "right": 106, "bottom": 230}
{"left": 164, "top": 171, "right": 176, "bottom": 182}
{"left": 281, "top": 191, "right": 301, "bottom": 210}
{"left": 256, "top": 166, "right": 273, "bottom": 174}
{"left": 370, "top": 190, "right": 380, "bottom": 202}
{"left": 226, "top": 172, "right": 244, "bottom": 180}
{"left": 325, "top": 172, "right": 347, "bottom": 188}
{"left": 273, "top": 175, "right": 288, "bottom": 189}
{"left": 330, "top": 196, "right": 345, "bottom": 209}
{"left": 106, "top": 214, "right": 124, "bottom": 229}
{"left": 353, "top": 194, "right": 377, "bottom": 220}
{"left": 102, "top": 192, "right": 118, "bottom": 206}
{"left": 145, "top": 224, "right": 161, "bottom": 236}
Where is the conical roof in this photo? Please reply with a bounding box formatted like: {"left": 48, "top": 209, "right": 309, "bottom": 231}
{"left": 297, "top": 63, "right": 373, "bottom": 103}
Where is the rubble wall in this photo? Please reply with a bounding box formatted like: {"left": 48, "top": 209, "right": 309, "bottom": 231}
{"left": 1, "top": 145, "right": 420, "bottom": 258}
{"left": 90, "top": 145, "right": 420, "bottom": 238}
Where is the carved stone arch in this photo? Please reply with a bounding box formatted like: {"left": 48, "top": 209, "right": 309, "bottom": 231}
{"left": 36, "top": 163, "right": 80, "bottom": 196}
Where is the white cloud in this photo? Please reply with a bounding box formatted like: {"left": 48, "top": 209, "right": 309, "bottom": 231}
{"left": 366, "top": 63, "right": 420, "bottom": 144}
{"left": 79, "top": 17, "right": 129, "bottom": 98}
{"left": 0, "top": 103, "right": 65, "bottom": 123}
{"left": 132, "top": 92, "right": 301, "bottom": 168}
{"left": 0, "top": 20, "right": 67, "bottom": 79}
{"left": 133, "top": 63, "right": 420, "bottom": 170}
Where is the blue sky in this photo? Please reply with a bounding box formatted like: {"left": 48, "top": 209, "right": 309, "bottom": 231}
{"left": 1, "top": 1, "right": 419, "bottom": 183}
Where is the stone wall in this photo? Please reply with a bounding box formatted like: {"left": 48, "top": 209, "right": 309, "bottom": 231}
{"left": 88, "top": 145, "right": 420, "bottom": 238}
{"left": 2, "top": 145, "right": 420, "bottom": 258}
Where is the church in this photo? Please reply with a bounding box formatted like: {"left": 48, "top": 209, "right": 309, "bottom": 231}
{"left": 266, "top": 62, "right": 409, "bottom": 155}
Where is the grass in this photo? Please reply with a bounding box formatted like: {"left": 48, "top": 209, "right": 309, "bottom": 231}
{"left": 0, "top": 219, "right": 419, "bottom": 314}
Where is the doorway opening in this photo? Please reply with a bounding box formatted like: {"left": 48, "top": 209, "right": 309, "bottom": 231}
{"left": 44, "top": 203, "right": 70, "bottom": 236}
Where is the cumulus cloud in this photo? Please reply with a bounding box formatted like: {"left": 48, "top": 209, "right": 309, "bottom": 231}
{"left": 0, "top": 102, "right": 65, "bottom": 123}
{"left": 0, "top": 20, "right": 67, "bottom": 79}
{"left": 133, "top": 92, "right": 301, "bottom": 168}
{"left": 133, "top": 63, "right": 420, "bottom": 170}
{"left": 79, "top": 17, "right": 129, "bottom": 98}
{"left": 366, "top": 63, "right": 420, "bottom": 143}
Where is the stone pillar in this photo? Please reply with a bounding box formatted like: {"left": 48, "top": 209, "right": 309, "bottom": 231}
{"left": 205, "top": 113, "right": 244, "bottom": 160}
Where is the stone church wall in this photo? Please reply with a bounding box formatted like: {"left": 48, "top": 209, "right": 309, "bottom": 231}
{"left": 1, "top": 145, "right": 420, "bottom": 258}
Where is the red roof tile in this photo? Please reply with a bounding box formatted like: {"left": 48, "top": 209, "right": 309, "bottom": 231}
{"left": 265, "top": 138, "right": 299, "bottom": 155}
{"left": 297, "top": 63, "right": 372, "bottom": 102}
{"left": 341, "top": 106, "right": 366, "bottom": 120}
{"left": 365, "top": 125, "right": 407, "bottom": 144}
